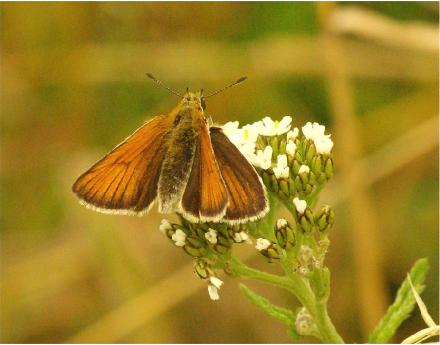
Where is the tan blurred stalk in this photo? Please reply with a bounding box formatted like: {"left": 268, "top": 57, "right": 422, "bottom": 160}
{"left": 316, "top": 2, "right": 388, "bottom": 336}
{"left": 331, "top": 6, "right": 439, "bottom": 53}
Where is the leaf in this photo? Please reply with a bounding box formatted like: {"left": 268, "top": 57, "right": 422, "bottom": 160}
{"left": 368, "top": 258, "right": 430, "bottom": 343}
{"left": 239, "top": 283, "right": 301, "bottom": 339}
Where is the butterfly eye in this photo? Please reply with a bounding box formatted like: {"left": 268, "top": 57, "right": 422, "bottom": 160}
{"left": 200, "top": 97, "right": 207, "bottom": 110}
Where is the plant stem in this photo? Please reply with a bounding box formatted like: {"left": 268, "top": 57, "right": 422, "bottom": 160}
{"left": 229, "top": 256, "right": 295, "bottom": 293}
{"left": 282, "top": 262, "right": 344, "bottom": 344}
{"left": 230, "top": 256, "right": 344, "bottom": 343}
{"left": 314, "top": 299, "right": 344, "bottom": 343}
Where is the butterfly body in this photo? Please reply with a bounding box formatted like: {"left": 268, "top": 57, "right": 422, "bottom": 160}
{"left": 73, "top": 90, "right": 268, "bottom": 224}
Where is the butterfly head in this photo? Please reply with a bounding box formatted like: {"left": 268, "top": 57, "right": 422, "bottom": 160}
{"left": 181, "top": 90, "right": 207, "bottom": 111}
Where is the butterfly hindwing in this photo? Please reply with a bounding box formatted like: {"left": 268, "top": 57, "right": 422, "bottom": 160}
{"left": 210, "top": 127, "right": 268, "bottom": 222}
{"left": 72, "top": 114, "right": 172, "bottom": 215}
{"left": 181, "top": 122, "right": 228, "bottom": 221}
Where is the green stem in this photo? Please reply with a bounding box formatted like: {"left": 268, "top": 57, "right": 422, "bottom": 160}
{"left": 314, "top": 299, "right": 344, "bottom": 343}
{"left": 231, "top": 256, "right": 344, "bottom": 343}
{"left": 229, "top": 256, "right": 294, "bottom": 293}
{"left": 282, "top": 262, "right": 344, "bottom": 344}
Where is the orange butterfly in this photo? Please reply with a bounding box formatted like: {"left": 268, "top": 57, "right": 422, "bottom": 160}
{"left": 72, "top": 75, "right": 268, "bottom": 224}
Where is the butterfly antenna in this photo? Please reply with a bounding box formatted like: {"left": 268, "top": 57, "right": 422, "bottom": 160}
{"left": 204, "top": 76, "right": 248, "bottom": 98}
{"left": 146, "top": 73, "right": 182, "bottom": 97}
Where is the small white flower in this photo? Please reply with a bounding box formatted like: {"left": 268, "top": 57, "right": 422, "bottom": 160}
{"left": 273, "top": 154, "right": 289, "bottom": 179}
{"left": 205, "top": 228, "right": 218, "bottom": 244}
{"left": 298, "top": 165, "right": 310, "bottom": 174}
{"left": 293, "top": 197, "right": 307, "bottom": 214}
{"left": 276, "top": 218, "right": 288, "bottom": 229}
{"left": 233, "top": 231, "right": 250, "bottom": 243}
{"left": 302, "top": 122, "right": 334, "bottom": 154}
{"left": 255, "top": 238, "right": 271, "bottom": 251}
{"left": 259, "top": 116, "right": 292, "bottom": 136}
{"left": 159, "top": 219, "right": 171, "bottom": 233}
{"left": 254, "top": 146, "right": 273, "bottom": 170}
{"left": 207, "top": 276, "right": 223, "bottom": 301}
{"left": 286, "top": 140, "right": 297, "bottom": 156}
{"left": 287, "top": 127, "right": 299, "bottom": 141}
{"left": 209, "top": 276, "right": 224, "bottom": 289}
{"left": 302, "top": 122, "right": 326, "bottom": 141}
{"left": 314, "top": 136, "right": 334, "bottom": 154}
{"left": 222, "top": 121, "right": 239, "bottom": 136}
{"left": 242, "top": 124, "right": 260, "bottom": 144}
{"left": 208, "top": 284, "right": 220, "bottom": 301}
{"left": 171, "top": 229, "right": 187, "bottom": 247}
{"left": 248, "top": 120, "right": 264, "bottom": 135}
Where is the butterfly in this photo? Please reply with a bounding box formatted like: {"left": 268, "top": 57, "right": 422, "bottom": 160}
{"left": 72, "top": 75, "right": 268, "bottom": 224}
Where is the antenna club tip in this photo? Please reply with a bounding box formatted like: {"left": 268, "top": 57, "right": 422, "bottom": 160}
{"left": 238, "top": 76, "right": 248, "bottom": 82}
{"left": 146, "top": 73, "right": 155, "bottom": 80}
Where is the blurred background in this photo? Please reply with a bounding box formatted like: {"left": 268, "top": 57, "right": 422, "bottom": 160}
{"left": 1, "top": 2, "right": 438, "bottom": 343}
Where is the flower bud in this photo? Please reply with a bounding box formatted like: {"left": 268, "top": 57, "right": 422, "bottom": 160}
{"left": 183, "top": 236, "right": 207, "bottom": 257}
{"left": 324, "top": 156, "right": 334, "bottom": 179}
{"left": 298, "top": 208, "right": 315, "bottom": 233}
{"left": 305, "top": 141, "right": 317, "bottom": 164}
{"left": 315, "top": 205, "right": 335, "bottom": 233}
{"left": 212, "top": 232, "right": 232, "bottom": 254}
{"left": 193, "top": 259, "right": 213, "bottom": 280}
{"left": 256, "top": 238, "right": 284, "bottom": 262}
{"left": 275, "top": 218, "right": 296, "bottom": 250}
{"left": 311, "top": 156, "right": 322, "bottom": 176}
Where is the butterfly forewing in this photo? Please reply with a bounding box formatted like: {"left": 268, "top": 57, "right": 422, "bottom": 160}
{"left": 210, "top": 127, "right": 268, "bottom": 222}
{"left": 72, "top": 114, "right": 172, "bottom": 214}
{"left": 181, "top": 122, "right": 228, "bottom": 221}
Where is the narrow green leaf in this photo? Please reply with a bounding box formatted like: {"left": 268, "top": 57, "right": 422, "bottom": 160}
{"left": 239, "top": 283, "right": 301, "bottom": 339}
{"left": 368, "top": 258, "right": 430, "bottom": 343}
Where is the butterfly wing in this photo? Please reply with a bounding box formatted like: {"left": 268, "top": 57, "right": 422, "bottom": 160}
{"left": 181, "top": 122, "right": 228, "bottom": 222}
{"left": 72, "top": 114, "right": 172, "bottom": 215}
{"left": 209, "top": 127, "right": 268, "bottom": 222}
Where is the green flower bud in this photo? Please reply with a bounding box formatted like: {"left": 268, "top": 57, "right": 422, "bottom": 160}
{"left": 193, "top": 259, "right": 213, "bottom": 280}
{"left": 214, "top": 222, "right": 229, "bottom": 238}
{"left": 268, "top": 176, "right": 278, "bottom": 193}
{"left": 288, "top": 179, "right": 296, "bottom": 195}
{"left": 278, "top": 180, "right": 289, "bottom": 200}
{"left": 186, "top": 236, "right": 205, "bottom": 248}
{"left": 262, "top": 170, "right": 272, "bottom": 187}
{"left": 184, "top": 244, "right": 207, "bottom": 258}
{"left": 278, "top": 137, "right": 287, "bottom": 155}
{"left": 212, "top": 232, "right": 232, "bottom": 255}
{"left": 324, "top": 156, "right": 334, "bottom": 179}
{"left": 299, "top": 208, "right": 315, "bottom": 233}
{"left": 271, "top": 136, "right": 279, "bottom": 157}
{"left": 182, "top": 235, "right": 208, "bottom": 257}
{"left": 264, "top": 244, "right": 284, "bottom": 262}
{"left": 256, "top": 238, "right": 284, "bottom": 262}
{"left": 275, "top": 218, "right": 296, "bottom": 250}
{"left": 305, "top": 142, "right": 316, "bottom": 163}
{"left": 315, "top": 205, "right": 335, "bottom": 233}
{"left": 311, "top": 156, "right": 322, "bottom": 175}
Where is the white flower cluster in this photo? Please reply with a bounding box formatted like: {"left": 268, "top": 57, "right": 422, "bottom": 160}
{"left": 301, "top": 122, "right": 334, "bottom": 154}
{"left": 222, "top": 117, "right": 333, "bottom": 180}
{"left": 223, "top": 116, "right": 294, "bottom": 171}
